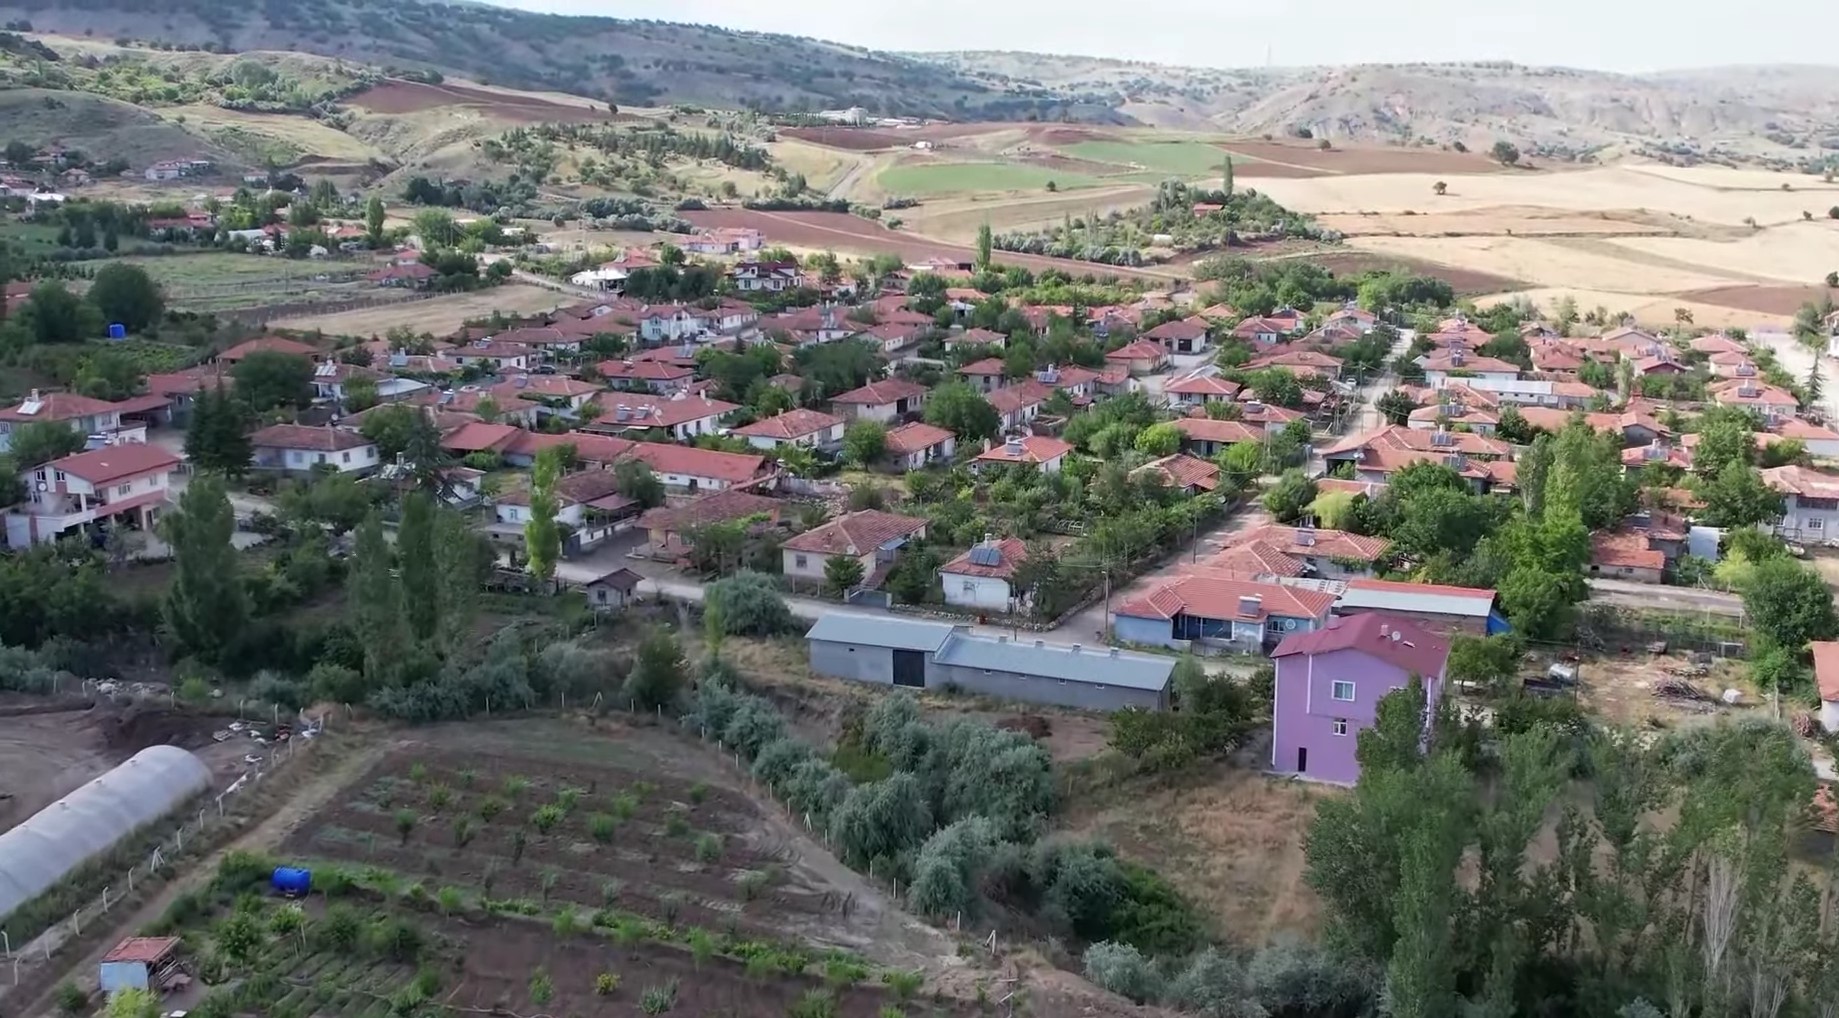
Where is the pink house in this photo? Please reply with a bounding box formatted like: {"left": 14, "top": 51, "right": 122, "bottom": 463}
{"left": 1270, "top": 613, "right": 1449, "bottom": 785}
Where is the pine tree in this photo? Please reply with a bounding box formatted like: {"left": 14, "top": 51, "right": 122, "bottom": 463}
{"left": 160, "top": 473, "right": 248, "bottom": 662}
{"left": 398, "top": 491, "right": 438, "bottom": 642}
{"left": 401, "top": 409, "right": 452, "bottom": 498}
{"left": 975, "top": 222, "right": 993, "bottom": 273}
{"left": 434, "top": 506, "right": 484, "bottom": 650}
{"left": 1222, "top": 156, "right": 1234, "bottom": 199}
{"left": 184, "top": 385, "right": 251, "bottom": 476}
{"left": 1806, "top": 358, "right": 1823, "bottom": 405}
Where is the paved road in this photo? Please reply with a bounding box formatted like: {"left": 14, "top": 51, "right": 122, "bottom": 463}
{"left": 1586, "top": 578, "right": 1745, "bottom": 617}
{"left": 1350, "top": 327, "right": 1417, "bottom": 433}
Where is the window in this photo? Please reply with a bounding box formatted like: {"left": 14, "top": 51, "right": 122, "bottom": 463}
{"left": 961, "top": 581, "right": 976, "bottom": 594}
{"left": 1331, "top": 680, "right": 1356, "bottom": 702}
{"left": 116, "top": 484, "right": 132, "bottom": 496}
{"left": 1811, "top": 518, "right": 1826, "bottom": 531}
{"left": 54, "top": 470, "right": 66, "bottom": 482}
{"left": 794, "top": 554, "right": 808, "bottom": 570}
{"left": 317, "top": 453, "right": 327, "bottom": 464}
{"left": 1332, "top": 718, "right": 1349, "bottom": 737}
{"left": 341, "top": 451, "right": 351, "bottom": 464}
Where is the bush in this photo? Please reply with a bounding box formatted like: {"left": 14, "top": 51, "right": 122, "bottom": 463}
{"left": 54, "top": 981, "right": 87, "bottom": 1014}
{"left": 1243, "top": 938, "right": 1378, "bottom": 1015}
{"left": 640, "top": 980, "right": 678, "bottom": 1014}
{"left": 1083, "top": 942, "right": 1162, "bottom": 1004}
{"left": 693, "top": 832, "right": 722, "bottom": 862}
{"left": 595, "top": 971, "right": 621, "bottom": 995}
{"left": 722, "top": 698, "right": 786, "bottom": 760}
{"left": 531, "top": 804, "right": 564, "bottom": 832}
{"left": 907, "top": 816, "right": 1002, "bottom": 917}
{"left": 703, "top": 571, "right": 797, "bottom": 636}
{"left": 828, "top": 773, "right": 933, "bottom": 868}
{"left": 589, "top": 812, "right": 617, "bottom": 842}
{"left": 751, "top": 737, "right": 815, "bottom": 787}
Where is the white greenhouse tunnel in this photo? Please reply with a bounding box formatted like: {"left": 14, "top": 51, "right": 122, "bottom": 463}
{"left": 0, "top": 745, "right": 214, "bottom": 922}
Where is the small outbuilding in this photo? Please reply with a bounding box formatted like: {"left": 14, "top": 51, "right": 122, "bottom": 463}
{"left": 804, "top": 614, "right": 1173, "bottom": 711}
{"left": 583, "top": 567, "right": 644, "bottom": 611}
{"left": 99, "top": 936, "right": 182, "bottom": 994}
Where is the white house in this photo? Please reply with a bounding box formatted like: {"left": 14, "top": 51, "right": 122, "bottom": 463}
{"left": 1761, "top": 464, "right": 1839, "bottom": 541}
{"left": 734, "top": 408, "right": 845, "bottom": 451}
{"left": 985, "top": 382, "right": 1051, "bottom": 432}
{"left": 884, "top": 422, "right": 956, "bottom": 470}
{"left": 973, "top": 434, "right": 1073, "bottom": 475}
{"left": 0, "top": 391, "right": 142, "bottom": 454}
{"left": 830, "top": 378, "right": 928, "bottom": 424}
{"left": 491, "top": 470, "right": 637, "bottom": 555}
{"left": 729, "top": 261, "right": 806, "bottom": 293}
{"left": 780, "top": 510, "right": 928, "bottom": 585}
{"left": 1814, "top": 642, "right": 1839, "bottom": 733}
{"left": 5, "top": 443, "right": 179, "bottom": 548}
{"left": 446, "top": 339, "right": 534, "bottom": 373}
{"left": 569, "top": 266, "right": 629, "bottom": 292}
{"left": 248, "top": 424, "right": 380, "bottom": 475}
{"left": 585, "top": 392, "right": 739, "bottom": 442}
{"left": 1420, "top": 351, "right": 1520, "bottom": 385}
{"left": 940, "top": 536, "right": 1029, "bottom": 612}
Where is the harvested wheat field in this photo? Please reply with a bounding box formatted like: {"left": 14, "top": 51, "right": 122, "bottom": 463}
{"left": 1063, "top": 762, "right": 1334, "bottom": 946}
{"left": 270, "top": 285, "right": 568, "bottom": 337}
{"left": 1221, "top": 140, "right": 1510, "bottom": 176}
{"left": 1346, "top": 235, "right": 1742, "bottom": 294}
{"left": 898, "top": 184, "right": 1157, "bottom": 242}
{"left": 1473, "top": 288, "right": 1790, "bottom": 330}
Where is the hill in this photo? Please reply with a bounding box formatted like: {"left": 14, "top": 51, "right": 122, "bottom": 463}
{"left": 0, "top": 86, "right": 250, "bottom": 169}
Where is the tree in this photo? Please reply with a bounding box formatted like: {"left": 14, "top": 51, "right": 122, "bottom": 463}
{"left": 924, "top": 382, "right": 1001, "bottom": 442}
{"left": 105, "top": 988, "right": 159, "bottom": 1018}
{"left": 1263, "top": 469, "right": 1318, "bottom": 523}
{"left": 17, "top": 282, "right": 102, "bottom": 344}
{"left": 185, "top": 385, "right": 251, "bottom": 475}
{"left": 705, "top": 572, "right": 796, "bottom": 636}
{"left": 626, "top": 628, "right": 686, "bottom": 710}
{"left": 524, "top": 445, "right": 564, "bottom": 584}
{"left": 232, "top": 350, "right": 313, "bottom": 411}
{"left": 612, "top": 458, "right": 665, "bottom": 508}
{"left": 1741, "top": 556, "right": 1839, "bottom": 650}
{"left": 824, "top": 554, "right": 865, "bottom": 595}
{"left": 342, "top": 376, "right": 379, "bottom": 412}
{"left": 161, "top": 474, "right": 248, "bottom": 662}
{"left": 1432, "top": 181, "right": 1448, "bottom": 196}
{"left": 365, "top": 195, "right": 386, "bottom": 247}
{"left": 1247, "top": 368, "right": 1304, "bottom": 408}
{"left": 1221, "top": 155, "right": 1235, "bottom": 199}
{"left": 87, "top": 263, "right": 164, "bottom": 333}
{"left": 358, "top": 404, "right": 418, "bottom": 461}
{"left": 277, "top": 471, "right": 371, "bottom": 535}
{"left": 1445, "top": 635, "right": 1522, "bottom": 694}
{"left": 842, "top": 420, "right": 887, "bottom": 467}
{"left": 398, "top": 491, "right": 438, "bottom": 641}
{"left": 1134, "top": 422, "right": 1182, "bottom": 457}
{"left": 73, "top": 348, "right": 145, "bottom": 401}
{"left": 1698, "top": 465, "right": 1783, "bottom": 530}
{"left": 348, "top": 511, "right": 407, "bottom": 684}
{"left": 1376, "top": 389, "right": 1418, "bottom": 426}
{"left": 1490, "top": 140, "right": 1520, "bottom": 166}
{"left": 7, "top": 421, "right": 83, "bottom": 468}
{"left": 975, "top": 222, "right": 993, "bottom": 273}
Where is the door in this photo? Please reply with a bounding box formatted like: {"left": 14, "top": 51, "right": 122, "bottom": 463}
{"left": 1296, "top": 747, "right": 1308, "bottom": 774}
{"left": 891, "top": 650, "right": 926, "bottom": 689}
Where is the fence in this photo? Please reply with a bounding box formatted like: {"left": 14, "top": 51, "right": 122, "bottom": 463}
{"left": 0, "top": 711, "right": 326, "bottom": 999}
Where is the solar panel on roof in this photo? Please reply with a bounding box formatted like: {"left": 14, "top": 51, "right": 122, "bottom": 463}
{"left": 968, "top": 546, "right": 1001, "bottom": 567}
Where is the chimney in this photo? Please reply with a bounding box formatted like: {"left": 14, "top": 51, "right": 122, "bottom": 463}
{"left": 1237, "top": 595, "right": 1262, "bottom": 618}
{"left": 1451, "top": 351, "right": 1465, "bottom": 367}
{"left": 1245, "top": 400, "right": 1265, "bottom": 414}
{"left": 1295, "top": 527, "right": 1316, "bottom": 547}
{"left": 1004, "top": 436, "right": 1024, "bottom": 457}
{"left": 513, "top": 374, "right": 529, "bottom": 389}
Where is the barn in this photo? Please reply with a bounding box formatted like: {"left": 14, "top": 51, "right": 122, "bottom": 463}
{"left": 804, "top": 615, "right": 1174, "bottom": 712}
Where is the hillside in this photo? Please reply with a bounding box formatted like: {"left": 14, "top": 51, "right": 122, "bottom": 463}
{"left": 0, "top": 0, "right": 1101, "bottom": 120}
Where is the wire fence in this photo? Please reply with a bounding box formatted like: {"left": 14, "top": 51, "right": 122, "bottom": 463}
{"left": 0, "top": 711, "right": 327, "bottom": 996}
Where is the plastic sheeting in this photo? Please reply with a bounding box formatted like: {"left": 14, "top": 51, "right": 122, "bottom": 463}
{"left": 0, "top": 745, "right": 212, "bottom": 921}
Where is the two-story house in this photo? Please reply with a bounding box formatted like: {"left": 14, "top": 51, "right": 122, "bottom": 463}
{"left": 489, "top": 375, "right": 605, "bottom": 419}
{"left": 4, "top": 443, "right": 180, "bottom": 547}
{"left": 584, "top": 392, "right": 739, "bottom": 442}
{"left": 0, "top": 391, "right": 143, "bottom": 453}
{"left": 729, "top": 261, "right": 807, "bottom": 293}
{"left": 1421, "top": 350, "right": 1520, "bottom": 385}
{"left": 831, "top": 379, "right": 928, "bottom": 424}
{"left": 249, "top": 424, "right": 380, "bottom": 475}
{"left": 446, "top": 339, "right": 534, "bottom": 373}
{"left": 490, "top": 470, "right": 639, "bottom": 556}
{"left": 1270, "top": 612, "right": 1449, "bottom": 784}
{"left": 735, "top": 408, "right": 846, "bottom": 451}
{"left": 1142, "top": 316, "right": 1213, "bottom": 355}
{"left": 985, "top": 382, "right": 1051, "bottom": 433}
{"left": 1762, "top": 464, "right": 1839, "bottom": 541}
{"left": 1163, "top": 366, "right": 1243, "bottom": 408}
{"left": 958, "top": 358, "right": 1009, "bottom": 394}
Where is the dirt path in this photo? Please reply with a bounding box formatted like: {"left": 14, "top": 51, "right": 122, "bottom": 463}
{"left": 10, "top": 736, "right": 393, "bottom": 1018}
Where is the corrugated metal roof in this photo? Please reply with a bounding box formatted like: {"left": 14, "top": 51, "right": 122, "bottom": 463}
{"left": 932, "top": 635, "right": 1174, "bottom": 692}
{"left": 1337, "top": 579, "right": 1494, "bottom": 618}
{"left": 804, "top": 614, "right": 957, "bottom": 652}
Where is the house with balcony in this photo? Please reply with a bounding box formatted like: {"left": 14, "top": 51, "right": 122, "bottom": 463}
{"left": 488, "top": 470, "right": 640, "bottom": 556}
{"left": 1762, "top": 464, "right": 1839, "bottom": 542}
{"left": 249, "top": 424, "right": 380, "bottom": 475}
{"left": 0, "top": 391, "right": 143, "bottom": 453}
{"left": 1270, "top": 613, "right": 1450, "bottom": 784}
{"left": 1114, "top": 573, "right": 1337, "bottom": 653}
{"left": 5, "top": 443, "right": 180, "bottom": 548}
{"left": 729, "top": 261, "right": 806, "bottom": 292}
{"left": 1142, "top": 316, "right": 1213, "bottom": 354}
{"left": 781, "top": 509, "right": 928, "bottom": 587}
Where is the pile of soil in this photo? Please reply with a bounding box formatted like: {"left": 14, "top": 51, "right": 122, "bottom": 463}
{"left": 87, "top": 704, "right": 220, "bottom": 753}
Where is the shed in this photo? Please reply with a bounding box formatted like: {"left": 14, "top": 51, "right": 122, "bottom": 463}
{"left": 582, "top": 567, "right": 643, "bottom": 610}
{"left": 0, "top": 746, "right": 213, "bottom": 922}
{"left": 805, "top": 615, "right": 956, "bottom": 689}
{"left": 99, "top": 936, "right": 182, "bottom": 993}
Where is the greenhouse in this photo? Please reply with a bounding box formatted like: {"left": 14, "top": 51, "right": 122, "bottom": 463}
{"left": 0, "top": 745, "right": 213, "bottom": 922}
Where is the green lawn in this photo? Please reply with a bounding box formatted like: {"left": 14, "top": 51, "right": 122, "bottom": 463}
{"left": 0, "top": 220, "right": 63, "bottom": 253}
{"left": 1061, "top": 140, "right": 1235, "bottom": 178}
{"left": 877, "top": 161, "right": 1102, "bottom": 197}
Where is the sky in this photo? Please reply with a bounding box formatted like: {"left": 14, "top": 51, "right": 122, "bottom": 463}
{"left": 485, "top": 0, "right": 1834, "bottom": 73}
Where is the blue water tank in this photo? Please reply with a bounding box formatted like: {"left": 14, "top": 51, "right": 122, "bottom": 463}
{"left": 271, "top": 867, "right": 312, "bottom": 895}
{"left": 106, "top": 323, "right": 127, "bottom": 340}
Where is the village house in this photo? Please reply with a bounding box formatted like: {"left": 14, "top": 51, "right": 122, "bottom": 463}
{"left": 944, "top": 327, "right": 1007, "bottom": 351}
{"left": 1271, "top": 613, "right": 1450, "bottom": 785}
{"left": 0, "top": 391, "right": 142, "bottom": 453}
{"left": 974, "top": 434, "right": 1072, "bottom": 474}
{"left": 249, "top": 424, "right": 380, "bottom": 475}
{"left": 489, "top": 374, "right": 604, "bottom": 418}
{"left": 735, "top": 408, "right": 846, "bottom": 451}
{"left": 1114, "top": 573, "right": 1338, "bottom": 653}
{"left": 1142, "top": 316, "right": 1213, "bottom": 355}
{"left": 729, "top": 261, "right": 807, "bottom": 293}
{"left": 1247, "top": 349, "right": 1343, "bottom": 380}
{"left": 883, "top": 422, "right": 956, "bottom": 471}
{"left": 4, "top": 443, "right": 179, "bottom": 548}
{"left": 1131, "top": 453, "right": 1222, "bottom": 495}
{"left": 1322, "top": 304, "right": 1379, "bottom": 333}
{"left": 864, "top": 321, "right": 927, "bottom": 354}
{"left": 1232, "top": 316, "right": 1292, "bottom": 347}
{"left": 1588, "top": 528, "right": 1669, "bottom": 584}
{"left": 582, "top": 567, "right": 644, "bottom": 611}
{"left": 1237, "top": 400, "right": 1307, "bottom": 433}
{"left": 1170, "top": 416, "right": 1264, "bottom": 458}
{"left": 781, "top": 509, "right": 928, "bottom": 587}
{"left": 681, "top": 227, "right": 764, "bottom": 256}
{"left": 1030, "top": 363, "right": 1102, "bottom": 404}
{"left": 216, "top": 337, "right": 317, "bottom": 364}
{"left": 584, "top": 392, "right": 738, "bottom": 442}
{"left": 1321, "top": 425, "right": 1516, "bottom": 491}
{"left": 1451, "top": 376, "right": 1600, "bottom": 409}
{"left": 985, "top": 382, "right": 1051, "bottom": 432}
{"left": 939, "top": 535, "right": 1030, "bottom": 612}
{"left": 957, "top": 358, "right": 1009, "bottom": 394}
{"left": 1333, "top": 579, "right": 1505, "bottom": 637}
{"left": 411, "top": 388, "right": 540, "bottom": 429}
{"left": 369, "top": 263, "right": 437, "bottom": 289}
{"left": 489, "top": 326, "right": 588, "bottom": 358}
{"left": 1709, "top": 378, "right": 1799, "bottom": 418}
{"left": 1420, "top": 350, "right": 1520, "bottom": 385}
{"left": 1105, "top": 338, "right": 1171, "bottom": 376}
{"left": 1810, "top": 642, "right": 1839, "bottom": 733}
{"left": 441, "top": 421, "right": 525, "bottom": 459}
{"left": 831, "top": 378, "right": 928, "bottom": 423}
{"left": 1761, "top": 465, "right": 1839, "bottom": 542}
{"left": 1219, "top": 524, "right": 1392, "bottom": 579}
{"left": 597, "top": 357, "right": 697, "bottom": 394}
{"left": 489, "top": 470, "right": 639, "bottom": 556}
{"left": 1163, "top": 366, "right": 1243, "bottom": 408}
{"left": 635, "top": 489, "right": 782, "bottom": 559}
{"left": 569, "top": 265, "right": 629, "bottom": 292}
{"left": 446, "top": 339, "right": 535, "bottom": 373}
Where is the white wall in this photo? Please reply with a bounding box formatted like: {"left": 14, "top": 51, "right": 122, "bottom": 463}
{"left": 942, "top": 572, "right": 1012, "bottom": 611}
{"left": 280, "top": 444, "right": 378, "bottom": 473}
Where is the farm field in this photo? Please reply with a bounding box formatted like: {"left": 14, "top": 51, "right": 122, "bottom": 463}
{"left": 163, "top": 104, "right": 385, "bottom": 167}
{"left": 269, "top": 285, "right": 570, "bottom": 336}
{"left": 1059, "top": 139, "right": 1235, "bottom": 177}
{"left": 115, "top": 253, "right": 375, "bottom": 313}
{"left": 877, "top": 161, "right": 1101, "bottom": 196}
{"left": 895, "top": 184, "right": 1156, "bottom": 243}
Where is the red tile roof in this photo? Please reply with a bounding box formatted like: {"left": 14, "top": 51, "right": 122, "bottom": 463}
{"left": 625, "top": 442, "right": 767, "bottom": 484}
{"left": 0, "top": 391, "right": 123, "bottom": 423}
{"left": 489, "top": 375, "right": 603, "bottom": 401}
{"left": 597, "top": 359, "right": 695, "bottom": 384}
{"left": 1118, "top": 574, "right": 1336, "bottom": 622}
{"left": 1422, "top": 352, "right": 1520, "bottom": 374}
{"left": 974, "top": 434, "right": 1072, "bottom": 466}
{"left": 985, "top": 382, "right": 1051, "bottom": 416}
{"left": 503, "top": 430, "right": 637, "bottom": 465}
{"left": 498, "top": 469, "right": 625, "bottom": 508}
{"left": 45, "top": 443, "right": 179, "bottom": 485}
{"left": 1132, "top": 453, "right": 1221, "bottom": 492}
{"left": 942, "top": 537, "right": 1029, "bottom": 579}
{"left": 958, "top": 357, "right": 1007, "bottom": 377}
{"left": 885, "top": 421, "right": 955, "bottom": 455}
{"left": 441, "top": 421, "right": 524, "bottom": 453}
{"left": 249, "top": 424, "right": 372, "bottom": 452}
{"left": 589, "top": 392, "right": 740, "bottom": 430}
{"left": 219, "top": 337, "right": 317, "bottom": 362}
{"left": 1271, "top": 612, "right": 1450, "bottom": 677}
{"left": 637, "top": 489, "right": 782, "bottom": 533}
{"left": 1165, "top": 371, "right": 1243, "bottom": 399}
{"left": 101, "top": 937, "right": 181, "bottom": 965}
{"left": 1106, "top": 339, "right": 1168, "bottom": 363}
{"left": 946, "top": 327, "right": 1007, "bottom": 346}
{"left": 1226, "top": 524, "right": 1391, "bottom": 563}
{"left": 735, "top": 408, "right": 844, "bottom": 441}
{"left": 145, "top": 366, "right": 229, "bottom": 396}
{"left": 1591, "top": 529, "right": 1665, "bottom": 571}
{"left": 1812, "top": 641, "right": 1839, "bottom": 702}
{"left": 832, "top": 378, "right": 928, "bottom": 406}
{"left": 1143, "top": 316, "right": 1211, "bottom": 341}
{"left": 782, "top": 509, "right": 928, "bottom": 555}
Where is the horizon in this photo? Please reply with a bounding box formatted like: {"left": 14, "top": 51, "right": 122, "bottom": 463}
{"left": 481, "top": 0, "right": 1838, "bottom": 74}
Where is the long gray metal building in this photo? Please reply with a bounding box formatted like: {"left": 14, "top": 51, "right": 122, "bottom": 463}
{"left": 805, "top": 615, "right": 1173, "bottom": 711}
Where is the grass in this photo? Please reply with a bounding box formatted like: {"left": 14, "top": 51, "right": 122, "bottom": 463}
{"left": 877, "top": 161, "right": 1101, "bottom": 197}
{"left": 1060, "top": 140, "right": 1236, "bottom": 177}
{"left": 0, "top": 220, "right": 64, "bottom": 254}
{"left": 109, "top": 253, "right": 370, "bottom": 313}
